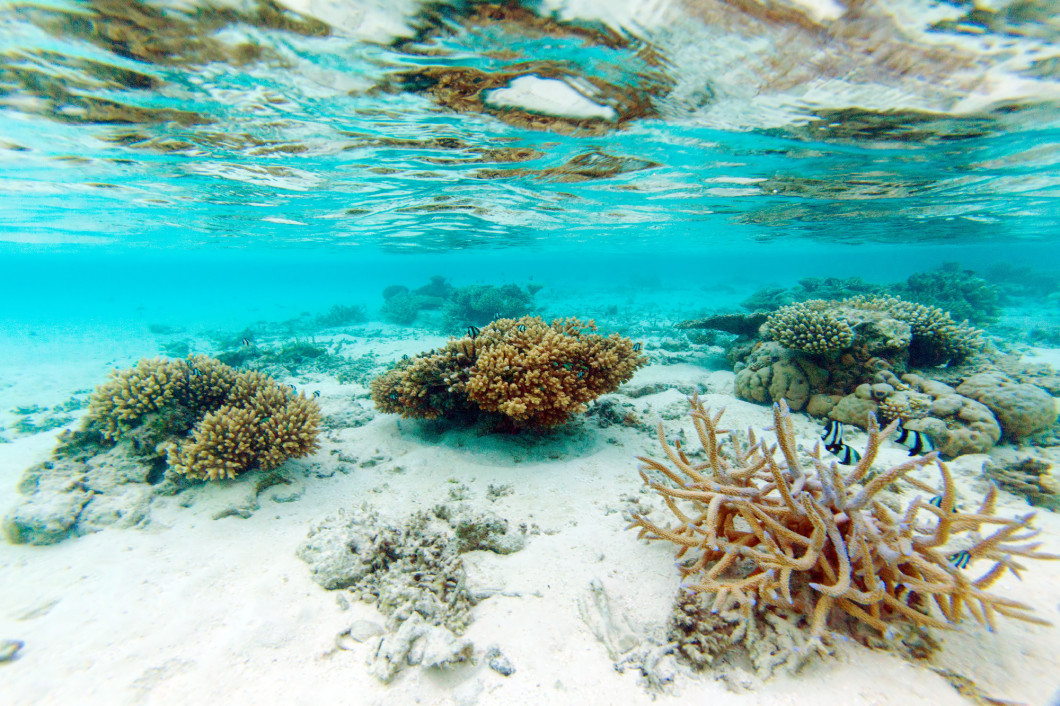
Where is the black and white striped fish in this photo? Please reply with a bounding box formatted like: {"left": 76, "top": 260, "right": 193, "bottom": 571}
{"left": 822, "top": 419, "right": 844, "bottom": 447}
{"left": 949, "top": 550, "right": 972, "bottom": 569}
{"left": 821, "top": 420, "right": 861, "bottom": 465}
{"left": 825, "top": 442, "right": 861, "bottom": 465}
{"left": 928, "top": 495, "right": 960, "bottom": 513}
{"left": 894, "top": 421, "right": 935, "bottom": 456}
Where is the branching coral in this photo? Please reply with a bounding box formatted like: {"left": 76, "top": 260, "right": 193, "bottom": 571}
{"left": 88, "top": 356, "right": 320, "bottom": 481}
{"left": 371, "top": 316, "right": 645, "bottom": 428}
{"left": 851, "top": 295, "right": 981, "bottom": 366}
{"left": 765, "top": 301, "right": 855, "bottom": 354}
{"left": 630, "top": 396, "right": 1055, "bottom": 650}
{"left": 89, "top": 355, "right": 238, "bottom": 440}
{"left": 763, "top": 296, "right": 981, "bottom": 366}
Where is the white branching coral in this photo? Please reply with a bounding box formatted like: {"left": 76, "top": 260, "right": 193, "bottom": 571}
{"left": 630, "top": 396, "right": 1056, "bottom": 649}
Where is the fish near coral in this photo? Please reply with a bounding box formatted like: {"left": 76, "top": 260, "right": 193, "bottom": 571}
{"left": 894, "top": 420, "right": 935, "bottom": 456}
{"left": 630, "top": 396, "right": 1057, "bottom": 652}
{"left": 820, "top": 419, "right": 861, "bottom": 465}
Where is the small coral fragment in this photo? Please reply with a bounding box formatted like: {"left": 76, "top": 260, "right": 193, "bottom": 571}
{"left": 630, "top": 396, "right": 1056, "bottom": 650}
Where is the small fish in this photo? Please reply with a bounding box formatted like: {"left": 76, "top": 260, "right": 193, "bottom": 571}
{"left": 289, "top": 384, "right": 297, "bottom": 392}
{"left": 632, "top": 343, "right": 642, "bottom": 352}
{"left": 467, "top": 326, "right": 480, "bottom": 339}
{"left": 895, "top": 421, "right": 935, "bottom": 456}
{"left": 401, "top": 354, "right": 409, "bottom": 360}
{"left": 821, "top": 419, "right": 844, "bottom": 447}
{"left": 928, "top": 495, "right": 960, "bottom": 512}
{"left": 241, "top": 337, "right": 252, "bottom": 346}
{"left": 949, "top": 550, "right": 972, "bottom": 569}
{"left": 517, "top": 324, "right": 527, "bottom": 332}
{"left": 313, "top": 390, "right": 320, "bottom": 398}
{"left": 825, "top": 442, "right": 861, "bottom": 465}
{"left": 189, "top": 367, "right": 202, "bottom": 378}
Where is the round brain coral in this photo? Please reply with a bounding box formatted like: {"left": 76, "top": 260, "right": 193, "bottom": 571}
{"left": 371, "top": 316, "right": 647, "bottom": 429}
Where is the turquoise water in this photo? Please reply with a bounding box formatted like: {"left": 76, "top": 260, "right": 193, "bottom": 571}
{"left": 0, "top": 0, "right": 1056, "bottom": 382}
{"left": 3, "top": 3, "right": 1060, "bottom": 703}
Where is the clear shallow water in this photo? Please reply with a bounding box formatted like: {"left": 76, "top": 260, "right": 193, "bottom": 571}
{"left": 2, "top": 5, "right": 1060, "bottom": 703}
{"left": 0, "top": 0, "right": 1059, "bottom": 340}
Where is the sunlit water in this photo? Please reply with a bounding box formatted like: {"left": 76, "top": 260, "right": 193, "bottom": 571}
{"left": 0, "top": 0, "right": 1058, "bottom": 363}
{"left": 1, "top": 3, "right": 1060, "bottom": 703}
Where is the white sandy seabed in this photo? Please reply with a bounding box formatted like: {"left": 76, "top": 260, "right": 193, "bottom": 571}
{"left": 1, "top": 334, "right": 1060, "bottom": 706}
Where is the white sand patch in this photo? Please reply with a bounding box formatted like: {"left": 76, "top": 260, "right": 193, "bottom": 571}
{"left": 2, "top": 347, "right": 1059, "bottom": 705}
{"left": 483, "top": 76, "right": 618, "bottom": 122}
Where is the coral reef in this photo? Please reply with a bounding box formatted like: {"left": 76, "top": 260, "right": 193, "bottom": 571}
{"left": 820, "top": 373, "right": 1002, "bottom": 458}
{"left": 721, "top": 296, "right": 1022, "bottom": 455}
{"left": 378, "top": 277, "right": 539, "bottom": 329}
{"left": 371, "top": 316, "right": 645, "bottom": 429}
{"left": 87, "top": 356, "right": 320, "bottom": 480}
{"left": 630, "top": 396, "right": 1055, "bottom": 654}
{"left": 313, "top": 304, "right": 367, "bottom": 329}
{"left": 5, "top": 356, "right": 321, "bottom": 543}
{"left": 760, "top": 296, "right": 981, "bottom": 367}
{"left": 956, "top": 373, "right": 1057, "bottom": 441}
{"left": 164, "top": 372, "right": 322, "bottom": 481}
{"left": 764, "top": 301, "right": 855, "bottom": 354}
{"left": 896, "top": 264, "right": 1000, "bottom": 326}
{"left": 984, "top": 456, "right": 1060, "bottom": 512}
{"left": 740, "top": 266, "right": 1000, "bottom": 327}
{"left": 741, "top": 277, "right": 885, "bottom": 312}
{"left": 443, "top": 283, "right": 539, "bottom": 328}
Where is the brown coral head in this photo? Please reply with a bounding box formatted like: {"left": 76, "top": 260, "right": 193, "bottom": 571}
{"left": 370, "top": 315, "right": 646, "bottom": 429}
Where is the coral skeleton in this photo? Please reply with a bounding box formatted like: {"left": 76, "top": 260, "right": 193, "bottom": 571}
{"left": 630, "top": 396, "right": 1056, "bottom": 648}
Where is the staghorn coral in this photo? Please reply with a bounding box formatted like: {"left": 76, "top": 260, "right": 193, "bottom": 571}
{"left": 88, "top": 356, "right": 320, "bottom": 480}
{"left": 371, "top": 316, "right": 645, "bottom": 429}
{"left": 630, "top": 396, "right": 1055, "bottom": 652}
{"left": 764, "top": 301, "right": 856, "bottom": 354}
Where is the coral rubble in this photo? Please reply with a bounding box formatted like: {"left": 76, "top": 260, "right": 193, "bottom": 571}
{"left": 371, "top": 316, "right": 645, "bottom": 429}
{"left": 630, "top": 396, "right": 1055, "bottom": 654}
{"left": 297, "top": 503, "right": 524, "bottom": 682}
